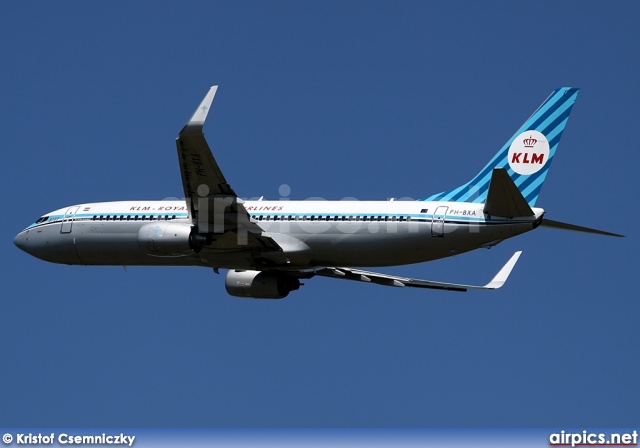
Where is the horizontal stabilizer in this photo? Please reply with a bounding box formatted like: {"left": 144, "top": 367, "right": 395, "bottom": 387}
{"left": 314, "top": 251, "right": 522, "bottom": 292}
{"left": 483, "top": 168, "right": 534, "bottom": 218}
{"left": 541, "top": 219, "right": 624, "bottom": 237}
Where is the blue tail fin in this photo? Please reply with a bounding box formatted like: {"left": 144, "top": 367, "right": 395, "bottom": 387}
{"left": 423, "top": 87, "right": 579, "bottom": 206}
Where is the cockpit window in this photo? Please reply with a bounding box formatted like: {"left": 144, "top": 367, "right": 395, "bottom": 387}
{"left": 35, "top": 216, "right": 48, "bottom": 224}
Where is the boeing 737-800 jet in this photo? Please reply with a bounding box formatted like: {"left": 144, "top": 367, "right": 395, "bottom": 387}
{"left": 14, "top": 86, "right": 622, "bottom": 298}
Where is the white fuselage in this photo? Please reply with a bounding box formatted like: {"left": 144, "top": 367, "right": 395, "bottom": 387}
{"left": 14, "top": 199, "right": 543, "bottom": 270}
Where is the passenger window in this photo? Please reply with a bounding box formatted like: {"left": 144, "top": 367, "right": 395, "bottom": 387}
{"left": 172, "top": 215, "right": 176, "bottom": 219}
{"left": 391, "top": 216, "right": 396, "bottom": 221}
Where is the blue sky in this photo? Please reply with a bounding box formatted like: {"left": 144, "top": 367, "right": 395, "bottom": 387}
{"left": 1, "top": 1, "right": 639, "bottom": 427}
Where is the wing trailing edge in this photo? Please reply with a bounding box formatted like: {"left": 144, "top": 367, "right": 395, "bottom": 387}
{"left": 314, "top": 251, "right": 523, "bottom": 292}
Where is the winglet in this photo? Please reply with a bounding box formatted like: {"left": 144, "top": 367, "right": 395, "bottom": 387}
{"left": 181, "top": 85, "right": 218, "bottom": 135}
{"left": 482, "top": 251, "right": 522, "bottom": 289}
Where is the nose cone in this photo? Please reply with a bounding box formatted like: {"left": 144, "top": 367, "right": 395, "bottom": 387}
{"left": 14, "top": 227, "right": 81, "bottom": 264}
{"left": 14, "top": 231, "right": 29, "bottom": 253}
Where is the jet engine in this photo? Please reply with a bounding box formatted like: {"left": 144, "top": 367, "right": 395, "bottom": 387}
{"left": 225, "top": 270, "right": 301, "bottom": 299}
{"left": 137, "top": 222, "right": 209, "bottom": 256}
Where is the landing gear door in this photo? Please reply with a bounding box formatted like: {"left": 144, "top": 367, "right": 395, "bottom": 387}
{"left": 60, "top": 206, "right": 80, "bottom": 234}
{"left": 431, "top": 206, "right": 448, "bottom": 237}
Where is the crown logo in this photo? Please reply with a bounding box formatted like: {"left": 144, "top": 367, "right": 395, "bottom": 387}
{"left": 522, "top": 135, "right": 537, "bottom": 148}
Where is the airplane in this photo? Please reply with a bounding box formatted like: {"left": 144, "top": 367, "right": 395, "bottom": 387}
{"left": 14, "top": 86, "right": 623, "bottom": 298}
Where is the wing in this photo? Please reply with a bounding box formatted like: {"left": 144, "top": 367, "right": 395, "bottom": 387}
{"left": 177, "top": 86, "right": 234, "bottom": 206}
{"left": 314, "top": 251, "right": 522, "bottom": 292}
{"left": 176, "top": 86, "right": 280, "bottom": 252}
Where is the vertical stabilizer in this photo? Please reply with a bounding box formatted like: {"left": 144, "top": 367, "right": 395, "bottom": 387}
{"left": 423, "top": 87, "right": 579, "bottom": 206}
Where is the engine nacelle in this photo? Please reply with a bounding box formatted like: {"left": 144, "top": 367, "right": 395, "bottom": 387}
{"left": 137, "top": 222, "right": 195, "bottom": 256}
{"left": 225, "top": 270, "right": 301, "bottom": 299}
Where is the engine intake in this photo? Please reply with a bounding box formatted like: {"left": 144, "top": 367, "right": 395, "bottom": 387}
{"left": 225, "top": 270, "right": 301, "bottom": 299}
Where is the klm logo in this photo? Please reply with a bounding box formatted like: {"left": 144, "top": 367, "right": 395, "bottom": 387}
{"left": 511, "top": 152, "right": 545, "bottom": 164}
{"left": 508, "top": 130, "right": 550, "bottom": 175}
